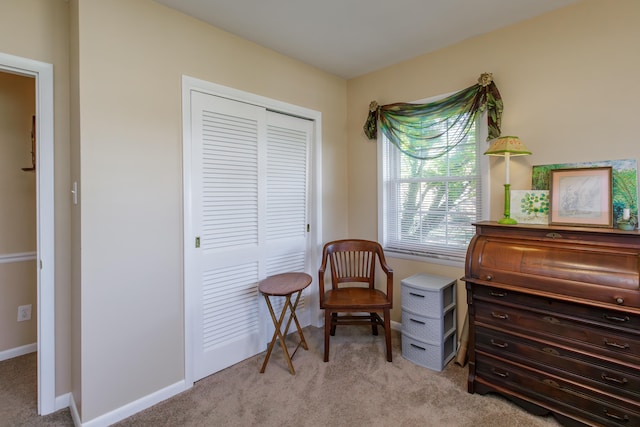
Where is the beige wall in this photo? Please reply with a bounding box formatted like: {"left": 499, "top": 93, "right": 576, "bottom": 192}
{"left": 0, "top": 0, "right": 71, "bottom": 394}
{"left": 4, "top": 0, "right": 639, "bottom": 423}
{"left": 347, "top": 0, "right": 640, "bottom": 324}
{"left": 0, "top": 72, "right": 37, "bottom": 352}
{"left": 74, "top": 0, "right": 347, "bottom": 421}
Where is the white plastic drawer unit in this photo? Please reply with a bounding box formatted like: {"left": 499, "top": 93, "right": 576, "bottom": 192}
{"left": 401, "top": 308, "right": 456, "bottom": 343}
{"left": 401, "top": 273, "right": 457, "bottom": 371}
{"left": 401, "top": 274, "right": 456, "bottom": 313}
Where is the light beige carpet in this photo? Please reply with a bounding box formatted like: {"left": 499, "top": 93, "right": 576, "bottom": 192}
{"left": 0, "top": 351, "right": 72, "bottom": 426}
{"left": 2, "top": 326, "right": 560, "bottom": 426}
{"left": 116, "top": 326, "right": 559, "bottom": 427}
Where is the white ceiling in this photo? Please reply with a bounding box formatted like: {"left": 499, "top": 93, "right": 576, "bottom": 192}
{"left": 155, "top": 0, "right": 581, "bottom": 79}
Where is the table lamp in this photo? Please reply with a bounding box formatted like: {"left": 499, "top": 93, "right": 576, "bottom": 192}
{"left": 484, "top": 136, "right": 532, "bottom": 224}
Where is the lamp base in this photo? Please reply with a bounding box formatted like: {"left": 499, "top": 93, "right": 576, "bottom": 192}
{"left": 499, "top": 183, "right": 517, "bottom": 225}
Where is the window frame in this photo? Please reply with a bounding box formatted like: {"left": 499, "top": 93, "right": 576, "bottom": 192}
{"left": 377, "top": 92, "right": 490, "bottom": 267}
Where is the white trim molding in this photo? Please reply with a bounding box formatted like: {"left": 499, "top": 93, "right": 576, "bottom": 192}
{"left": 0, "top": 51, "right": 56, "bottom": 415}
{"left": 0, "top": 343, "right": 37, "bottom": 362}
{"left": 0, "top": 251, "right": 37, "bottom": 264}
{"left": 76, "top": 381, "right": 188, "bottom": 427}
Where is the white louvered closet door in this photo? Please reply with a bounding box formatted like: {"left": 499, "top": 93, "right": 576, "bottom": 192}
{"left": 190, "top": 91, "right": 312, "bottom": 381}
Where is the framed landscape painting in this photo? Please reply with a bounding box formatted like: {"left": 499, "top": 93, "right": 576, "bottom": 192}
{"left": 549, "top": 167, "right": 613, "bottom": 227}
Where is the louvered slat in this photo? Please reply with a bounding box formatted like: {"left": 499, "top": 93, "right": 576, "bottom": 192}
{"left": 266, "top": 124, "right": 307, "bottom": 241}
{"left": 202, "top": 262, "right": 259, "bottom": 351}
{"left": 201, "top": 110, "right": 259, "bottom": 250}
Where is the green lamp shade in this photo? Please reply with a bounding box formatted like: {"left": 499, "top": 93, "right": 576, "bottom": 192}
{"left": 484, "top": 136, "right": 532, "bottom": 157}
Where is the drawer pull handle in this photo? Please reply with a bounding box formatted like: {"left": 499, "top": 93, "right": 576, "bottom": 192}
{"left": 603, "top": 314, "right": 630, "bottom": 323}
{"left": 485, "top": 275, "right": 493, "bottom": 281}
{"left": 489, "top": 291, "right": 507, "bottom": 298}
{"left": 604, "top": 339, "right": 630, "bottom": 350}
{"left": 490, "top": 339, "right": 508, "bottom": 349}
{"left": 543, "top": 316, "right": 560, "bottom": 324}
{"left": 542, "top": 347, "right": 559, "bottom": 356}
{"left": 542, "top": 379, "right": 560, "bottom": 388}
{"left": 410, "top": 343, "right": 426, "bottom": 351}
{"left": 409, "top": 318, "right": 425, "bottom": 325}
{"left": 615, "top": 297, "right": 625, "bottom": 305}
{"left": 601, "top": 373, "right": 629, "bottom": 385}
{"left": 603, "top": 409, "right": 629, "bottom": 422}
{"left": 491, "top": 312, "right": 509, "bottom": 320}
{"left": 409, "top": 292, "right": 425, "bottom": 298}
{"left": 546, "top": 232, "right": 562, "bottom": 239}
{"left": 491, "top": 368, "right": 509, "bottom": 378}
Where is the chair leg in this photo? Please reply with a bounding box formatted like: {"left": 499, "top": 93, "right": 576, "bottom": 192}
{"left": 384, "top": 308, "right": 392, "bottom": 362}
{"left": 324, "top": 310, "right": 332, "bottom": 362}
{"left": 330, "top": 312, "right": 337, "bottom": 336}
{"left": 370, "top": 312, "right": 379, "bottom": 336}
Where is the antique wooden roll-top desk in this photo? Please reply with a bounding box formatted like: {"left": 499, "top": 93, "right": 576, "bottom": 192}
{"left": 464, "top": 221, "right": 640, "bottom": 427}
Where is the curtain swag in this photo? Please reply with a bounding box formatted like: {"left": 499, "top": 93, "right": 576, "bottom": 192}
{"left": 363, "top": 72, "right": 503, "bottom": 160}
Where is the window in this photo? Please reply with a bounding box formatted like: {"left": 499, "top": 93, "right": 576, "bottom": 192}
{"left": 378, "top": 96, "right": 488, "bottom": 265}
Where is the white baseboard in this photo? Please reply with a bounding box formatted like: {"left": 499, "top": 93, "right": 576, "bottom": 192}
{"left": 0, "top": 251, "right": 37, "bottom": 264}
{"left": 78, "top": 380, "right": 189, "bottom": 427}
{"left": 0, "top": 343, "right": 36, "bottom": 362}
{"left": 55, "top": 392, "right": 71, "bottom": 412}
{"left": 69, "top": 394, "right": 81, "bottom": 427}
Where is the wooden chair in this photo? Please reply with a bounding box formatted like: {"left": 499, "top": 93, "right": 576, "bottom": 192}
{"left": 318, "top": 239, "right": 393, "bottom": 362}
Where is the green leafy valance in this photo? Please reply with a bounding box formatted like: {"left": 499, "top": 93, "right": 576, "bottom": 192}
{"left": 363, "top": 73, "right": 503, "bottom": 160}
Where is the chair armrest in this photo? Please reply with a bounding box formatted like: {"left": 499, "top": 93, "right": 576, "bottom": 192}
{"left": 377, "top": 252, "right": 394, "bottom": 308}
{"left": 378, "top": 254, "right": 393, "bottom": 275}
{"left": 383, "top": 268, "right": 393, "bottom": 309}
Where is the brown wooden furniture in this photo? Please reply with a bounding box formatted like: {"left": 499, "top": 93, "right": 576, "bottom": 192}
{"left": 259, "top": 272, "right": 312, "bottom": 375}
{"left": 464, "top": 221, "right": 640, "bottom": 427}
{"left": 318, "top": 239, "right": 393, "bottom": 362}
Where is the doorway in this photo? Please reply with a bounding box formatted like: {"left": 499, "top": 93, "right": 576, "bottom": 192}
{"left": 0, "top": 52, "right": 55, "bottom": 415}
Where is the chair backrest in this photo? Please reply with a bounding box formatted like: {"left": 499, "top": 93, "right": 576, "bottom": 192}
{"left": 319, "top": 240, "right": 393, "bottom": 304}
{"left": 321, "top": 239, "right": 383, "bottom": 289}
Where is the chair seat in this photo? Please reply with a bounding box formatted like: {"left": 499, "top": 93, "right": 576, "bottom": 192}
{"left": 323, "top": 287, "right": 390, "bottom": 309}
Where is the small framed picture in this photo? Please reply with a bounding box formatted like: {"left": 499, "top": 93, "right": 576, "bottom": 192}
{"left": 510, "top": 190, "right": 549, "bottom": 224}
{"left": 549, "top": 167, "right": 613, "bottom": 227}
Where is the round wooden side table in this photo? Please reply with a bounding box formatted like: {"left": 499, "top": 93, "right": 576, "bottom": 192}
{"left": 258, "top": 272, "right": 312, "bottom": 375}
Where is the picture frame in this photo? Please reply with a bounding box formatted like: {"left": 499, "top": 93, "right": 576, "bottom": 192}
{"left": 510, "top": 190, "right": 549, "bottom": 224}
{"left": 531, "top": 158, "right": 638, "bottom": 227}
{"left": 549, "top": 167, "right": 613, "bottom": 227}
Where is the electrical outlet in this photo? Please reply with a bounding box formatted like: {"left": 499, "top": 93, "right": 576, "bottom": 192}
{"left": 17, "top": 304, "right": 32, "bottom": 322}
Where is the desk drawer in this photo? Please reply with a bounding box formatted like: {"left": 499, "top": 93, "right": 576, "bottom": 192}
{"left": 473, "top": 285, "right": 640, "bottom": 332}
{"left": 475, "top": 326, "right": 640, "bottom": 402}
{"left": 474, "top": 301, "right": 640, "bottom": 366}
{"left": 475, "top": 353, "right": 640, "bottom": 427}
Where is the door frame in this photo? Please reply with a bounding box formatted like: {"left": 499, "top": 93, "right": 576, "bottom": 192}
{"left": 0, "top": 53, "right": 55, "bottom": 414}
{"left": 181, "top": 75, "right": 323, "bottom": 386}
